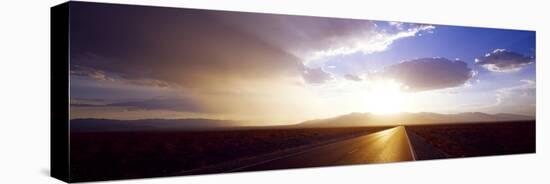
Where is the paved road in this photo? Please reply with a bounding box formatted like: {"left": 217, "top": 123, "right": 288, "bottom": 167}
{"left": 233, "top": 126, "right": 416, "bottom": 172}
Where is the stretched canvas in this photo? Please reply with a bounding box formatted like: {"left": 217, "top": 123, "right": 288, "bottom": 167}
{"left": 51, "top": 1, "right": 536, "bottom": 182}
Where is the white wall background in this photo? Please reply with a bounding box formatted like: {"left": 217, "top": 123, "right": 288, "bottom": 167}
{"left": 0, "top": 0, "right": 547, "bottom": 183}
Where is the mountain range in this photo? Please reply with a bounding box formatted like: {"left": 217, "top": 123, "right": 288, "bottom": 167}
{"left": 297, "top": 112, "right": 534, "bottom": 127}
{"left": 70, "top": 112, "right": 534, "bottom": 132}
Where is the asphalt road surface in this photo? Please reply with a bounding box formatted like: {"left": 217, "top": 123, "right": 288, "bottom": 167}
{"left": 232, "top": 126, "right": 416, "bottom": 172}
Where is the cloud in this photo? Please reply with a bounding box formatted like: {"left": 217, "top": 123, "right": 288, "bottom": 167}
{"left": 304, "top": 24, "right": 435, "bottom": 63}
{"left": 219, "top": 13, "right": 375, "bottom": 58}
{"left": 67, "top": 4, "right": 437, "bottom": 121}
{"left": 475, "top": 49, "right": 534, "bottom": 72}
{"left": 107, "top": 98, "right": 207, "bottom": 113}
{"left": 344, "top": 74, "right": 362, "bottom": 81}
{"left": 70, "top": 64, "right": 176, "bottom": 88}
{"left": 70, "top": 4, "right": 435, "bottom": 88}
{"left": 388, "top": 22, "right": 404, "bottom": 30}
{"left": 382, "top": 57, "right": 474, "bottom": 91}
{"left": 495, "top": 80, "right": 535, "bottom": 105}
{"left": 71, "top": 97, "right": 208, "bottom": 113}
{"left": 70, "top": 65, "right": 111, "bottom": 81}
{"left": 302, "top": 67, "right": 333, "bottom": 84}
{"left": 70, "top": 5, "right": 305, "bottom": 89}
{"left": 488, "top": 80, "right": 536, "bottom": 115}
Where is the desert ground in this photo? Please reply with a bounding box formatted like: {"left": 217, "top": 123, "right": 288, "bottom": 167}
{"left": 70, "top": 121, "right": 535, "bottom": 182}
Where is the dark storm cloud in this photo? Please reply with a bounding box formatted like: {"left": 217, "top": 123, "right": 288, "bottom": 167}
{"left": 475, "top": 49, "right": 534, "bottom": 72}
{"left": 69, "top": 3, "right": 377, "bottom": 87}
{"left": 383, "top": 57, "right": 473, "bottom": 91}
{"left": 344, "top": 74, "right": 362, "bottom": 81}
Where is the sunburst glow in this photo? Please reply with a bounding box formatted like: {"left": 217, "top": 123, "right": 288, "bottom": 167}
{"left": 365, "top": 80, "right": 409, "bottom": 114}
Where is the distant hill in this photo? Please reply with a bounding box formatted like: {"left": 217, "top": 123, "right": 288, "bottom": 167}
{"left": 70, "top": 118, "right": 241, "bottom": 132}
{"left": 298, "top": 112, "right": 534, "bottom": 128}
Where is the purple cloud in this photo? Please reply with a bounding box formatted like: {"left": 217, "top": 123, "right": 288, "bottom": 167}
{"left": 475, "top": 49, "right": 534, "bottom": 72}
{"left": 383, "top": 57, "right": 474, "bottom": 91}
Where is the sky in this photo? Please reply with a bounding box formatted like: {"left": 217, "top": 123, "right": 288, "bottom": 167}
{"left": 68, "top": 3, "right": 536, "bottom": 125}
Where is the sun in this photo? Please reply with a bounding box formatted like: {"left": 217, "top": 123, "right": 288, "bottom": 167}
{"left": 365, "top": 80, "right": 408, "bottom": 114}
